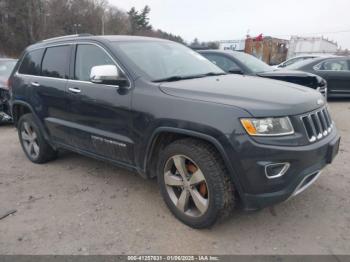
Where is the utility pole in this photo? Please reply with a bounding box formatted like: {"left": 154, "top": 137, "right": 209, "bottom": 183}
{"left": 101, "top": 14, "right": 105, "bottom": 35}
{"left": 73, "top": 24, "right": 81, "bottom": 34}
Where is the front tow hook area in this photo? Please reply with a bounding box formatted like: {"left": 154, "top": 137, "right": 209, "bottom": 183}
{"left": 289, "top": 170, "right": 322, "bottom": 199}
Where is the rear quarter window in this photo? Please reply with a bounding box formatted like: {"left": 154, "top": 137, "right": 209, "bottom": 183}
{"left": 316, "top": 59, "right": 350, "bottom": 71}
{"left": 18, "top": 49, "right": 44, "bottom": 75}
{"left": 41, "top": 45, "right": 71, "bottom": 79}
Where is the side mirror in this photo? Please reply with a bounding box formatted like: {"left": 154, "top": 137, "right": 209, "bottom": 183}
{"left": 90, "top": 65, "right": 128, "bottom": 87}
{"left": 228, "top": 68, "right": 244, "bottom": 75}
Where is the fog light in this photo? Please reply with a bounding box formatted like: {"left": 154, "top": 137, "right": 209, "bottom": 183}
{"left": 265, "top": 163, "right": 290, "bottom": 179}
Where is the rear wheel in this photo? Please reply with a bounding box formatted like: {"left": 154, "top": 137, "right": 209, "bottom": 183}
{"left": 18, "top": 113, "right": 57, "bottom": 164}
{"left": 157, "top": 138, "right": 235, "bottom": 228}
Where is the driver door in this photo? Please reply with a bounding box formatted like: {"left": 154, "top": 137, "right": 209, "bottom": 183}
{"left": 65, "top": 43, "right": 134, "bottom": 165}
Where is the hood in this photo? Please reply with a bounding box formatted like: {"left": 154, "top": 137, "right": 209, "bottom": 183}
{"left": 159, "top": 74, "right": 325, "bottom": 117}
{"left": 257, "top": 69, "right": 325, "bottom": 89}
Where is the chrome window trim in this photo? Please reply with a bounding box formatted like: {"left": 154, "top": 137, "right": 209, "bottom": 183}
{"left": 15, "top": 73, "right": 68, "bottom": 82}
{"left": 15, "top": 41, "right": 132, "bottom": 88}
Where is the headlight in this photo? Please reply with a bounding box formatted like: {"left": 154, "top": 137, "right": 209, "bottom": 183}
{"left": 240, "top": 117, "right": 294, "bottom": 136}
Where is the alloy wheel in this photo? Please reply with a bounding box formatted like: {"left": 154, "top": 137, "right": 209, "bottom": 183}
{"left": 164, "top": 155, "right": 209, "bottom": 217}
{"left": 21, "top": 122, "right": 40, "bottom": 159}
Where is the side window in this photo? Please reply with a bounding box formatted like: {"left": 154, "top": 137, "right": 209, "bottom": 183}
{"left": 75, "top": 44, "right": 116, "bottom": 82}
{"left": 284, "top": 57, "right": 304, "bottom": 67}
{"left": 316, "top": 59, "right": 350, "bottom": 71}
{"left": 18, "top": 49, "right": 44, "bottom": 75}
{"left": 283, "top": 58, "right": 296, "bottom": 67}
{"left": 205, "top": 54, "right": 240, "bottom": 72}
{"left": 41, "top": 46, "right": 71, "bottom": 79}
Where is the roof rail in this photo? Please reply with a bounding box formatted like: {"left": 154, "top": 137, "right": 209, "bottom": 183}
{"left": 40, "top": 34, "right": 94, "bottom": 43}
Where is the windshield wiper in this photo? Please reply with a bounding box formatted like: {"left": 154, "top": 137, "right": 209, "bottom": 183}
{"left": 153, "top": 75, "right": 188, "bottom": 83}
{"left": 152, "top": 72, "right": 226, "bottom": 83}
{"left": 201, "top": 72, "right": 227, "bottom": 77}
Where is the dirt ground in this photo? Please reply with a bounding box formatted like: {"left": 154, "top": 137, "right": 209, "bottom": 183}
{"left": 0, "top": 100, "right": 349, "bottom": 255}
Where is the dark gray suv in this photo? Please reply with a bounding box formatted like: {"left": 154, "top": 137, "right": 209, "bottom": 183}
{"left": 9, "top": 35, "right": 340, "bottom": 228}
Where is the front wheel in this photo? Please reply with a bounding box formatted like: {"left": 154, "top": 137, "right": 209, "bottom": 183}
{"left": 157, "top": 139, "right": 235, "bottom": 228}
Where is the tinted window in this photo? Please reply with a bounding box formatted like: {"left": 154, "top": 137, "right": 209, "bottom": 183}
{"left": 18, "top": 49, "right": 44, "bottom": 75}
{"left": 284, "top": 57, "right": 304, "bottom": 67}
{"left": 285, "top": 58, "right": 316, "bottom": 70}
{"left": 75, "top": 44, "right": 116, "bottom": 81}
{"left": 41, "top": 46, "right": 70, "bottom": 79}
{"left": 204, "top": 54, "right": 241, "bottom": 72}
{"left": 318, "top": 59, "right": 350, "bottom": 71}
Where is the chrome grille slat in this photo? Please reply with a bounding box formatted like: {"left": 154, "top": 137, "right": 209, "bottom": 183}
{"left": 322, "top": 108, "right": 332, "bottom": 132}
{"left": 325, "top": 109, "right": 333, "bottom": 127}
{"left": 301, "top": 107, "right": 333, "bottom": 143}
{"left": 312, "top": 113, "right": 323, "bottom": 139}
{"left": 318, "top": 111, "right": 328, "bottom": 135}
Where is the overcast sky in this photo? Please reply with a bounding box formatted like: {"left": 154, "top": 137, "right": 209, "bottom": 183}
{"left": 109, "top": 0, "right": 350, "bottom": 49}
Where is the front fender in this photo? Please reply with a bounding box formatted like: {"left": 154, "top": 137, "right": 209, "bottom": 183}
{"left": 142, "top": 126, "right": 246, "bottom": 203}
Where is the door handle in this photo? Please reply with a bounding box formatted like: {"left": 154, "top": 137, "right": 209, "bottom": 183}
{"left": 68, "top": 87, "right": 81, "bottom": 94}
{"left": 31, "top": 82, "right": 40, "bottom": 87}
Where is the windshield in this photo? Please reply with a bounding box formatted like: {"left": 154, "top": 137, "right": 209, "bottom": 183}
{"left": 0, "top": 60, "right": 17, "bottom": 79}
{"left": 232, "top": 52, "right": 272, "bottom": 73}
{"left": 113, "top": 41, "right": 224, "bottom": 81}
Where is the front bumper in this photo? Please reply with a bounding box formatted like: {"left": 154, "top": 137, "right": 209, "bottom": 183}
{"left": 230, "top": 128, "right": 340, "bottom": 210}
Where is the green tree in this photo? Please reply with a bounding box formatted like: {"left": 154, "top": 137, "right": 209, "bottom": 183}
{"left": 127, "top": 5, "right": 152, "bottom": 34}
{"left": 139, "top": 5, "right": 152, "bottom": 30}
{"left": 127, "top": 7, "right": 139, "bottom": 34}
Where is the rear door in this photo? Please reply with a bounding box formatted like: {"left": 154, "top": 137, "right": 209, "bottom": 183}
{"left": 314, "top": 58, "right": 350, "bottom": 96}
{"left": 15, "top": 49, "right": 45, "bottom": 110}
{"left": 33, "top": 45, "right": 72, "bottom": 144}
{"left": 65, "top": 43, "right": 134, "bottom": 165}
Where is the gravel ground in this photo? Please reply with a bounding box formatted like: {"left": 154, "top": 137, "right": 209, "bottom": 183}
{"left": 0, "top": 100, "right": 349, "bottom": 255}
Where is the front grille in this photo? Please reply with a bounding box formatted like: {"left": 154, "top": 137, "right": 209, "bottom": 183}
{"left": 301, "top": 107, "right": 333, "bottom": 142}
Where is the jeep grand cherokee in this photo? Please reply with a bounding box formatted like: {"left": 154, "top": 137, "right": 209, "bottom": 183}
{"left": 9, "top": 35, "right": 340, "bottom": 228}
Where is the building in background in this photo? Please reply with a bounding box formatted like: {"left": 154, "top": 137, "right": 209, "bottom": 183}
{"left": 244, "top": 36, "right": 289, "bottom": 65}
{"left": 287, "top": 36, "right": 338, "bottom": 59}
{"left": 209, "top": 35, "right": 343, "bottom": 65}
{"left": 217, "top": 36, "right": 288, "bottom": 65}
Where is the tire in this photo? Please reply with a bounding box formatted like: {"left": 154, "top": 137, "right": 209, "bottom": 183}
{"left": 157, "top": 138, "right": 235, "bottom": 229}
{"left": 18, "top": 113, "right": 57, "bottom": 164}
